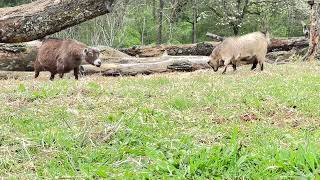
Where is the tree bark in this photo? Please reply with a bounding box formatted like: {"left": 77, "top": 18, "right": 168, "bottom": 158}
{"left": 0, "top": 0, "right": 115, "bottom": 43}
{"left": 303, "top": 1, "right": 320, "bottom": 61}
{"left": 120, "top": 42, "right": 220, "bottom": 57}
{"left": 192, "top": 0, "right": 197, "bottom": 43}
{"left": 269, "top": 37, "right": 309, "bottom": 52}
{"left": 157, "top": 0, "right": 164, "bottom": 45}
{"left": 232, "top": 23, "right": 240, "bottom": 36}
{"left": 81, "top": 56, "right": 211, "bottom": 76}
{"left": 170, "top": 0, "right": 188, "bottom": 23}
{"left": 0, "top": 41, "right": 41, "bottom": 71}
{"left": 152, "top": 0, "right": 157, "bottom": 21}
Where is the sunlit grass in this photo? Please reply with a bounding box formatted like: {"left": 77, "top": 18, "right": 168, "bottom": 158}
{"left": 1, "top": 63, "right": 320, "bottom": 178}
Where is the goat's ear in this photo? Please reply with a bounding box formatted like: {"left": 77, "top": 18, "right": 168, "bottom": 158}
{"left": 83, "top": 48, "right": 89, "bottom": 54}
{"left": 235, "top": 54, "right": 241, "bottom": 60}
{"left": 219, "top": 60, "right": 225, "bottom": 67}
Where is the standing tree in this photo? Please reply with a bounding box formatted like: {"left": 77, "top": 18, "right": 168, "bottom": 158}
{"left": 191, "top": 0, "right": 198, "bottom": 43}
{"left": 157, "top": 0, "right": 165, "bottom": 45}
{"left": 303, "top": 0, "right": 320, "bottom": 61}
{"left": 170, "top": 0, "right": 188, "bottom": 23}
{"left": 208, "top": 0, "right": 250, "bottom": 35}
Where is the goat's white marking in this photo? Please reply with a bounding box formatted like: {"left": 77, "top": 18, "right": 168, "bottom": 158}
{"left": 91, "top": 47, "right": 100, "bottom": 52}
{"left": 94, "top": 59, "right": 102, "bottom": 66}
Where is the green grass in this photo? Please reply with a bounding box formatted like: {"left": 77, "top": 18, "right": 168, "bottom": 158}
{"left": 1, "top": 63, "right": 320, "bottom": 178}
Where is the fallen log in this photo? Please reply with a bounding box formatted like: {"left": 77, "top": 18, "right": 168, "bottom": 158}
{"left": 0, "top": 37, "right": 309, "bottom": 71}
{"left": 206, "top": 32, "right": 225, "bottom": 41}
{"left": 0, "top": 56, "right": 211, "bottom": 79}
{"left": 119, "top": 42, "right": 219, "bottom": 57}
{"left": 119, "top": 37, "right": 309, "bottom": 57}
{"left": 81, "top": 55, "right": 294, "bottom": 77}
{"left": 82, "top": 56, "right": 212, "bottom": 76}
{"left": 269, "top": 37, "right": 309, "bottom": 52}
{"left": 0, "top": 41, "right": 41, "bottom": 71}
{"left": 267, "top": 50, "right": 297, "bottom": 64}
{"left": 206, "top": 33, "right": 308, "bottom": 52}
{"left": 0, "top": 54, "right": 295, "bottom": 79}
{"left": 0, "top": 71, "right": 34, "bottom": 80}
{"left": 119, "top": 42, "right": 220, "bottom": 57}
{"left": 0, "top": 42, "right": 132, "bottom": 71}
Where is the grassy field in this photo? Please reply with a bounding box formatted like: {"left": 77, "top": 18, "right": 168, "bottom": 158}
{"left": 1, "top": 63, "right": 320, "bottom": 179}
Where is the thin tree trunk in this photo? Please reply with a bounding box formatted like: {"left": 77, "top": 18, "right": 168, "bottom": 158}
{"left": 192, "top": 0, "right": 197, "bottom": 43}
{"left": 141, "top": 17, "right": 146, "bottom": 45}
{"left": 0, "top": 0, "right": 115, "bottom": 43}
{"left": 232, "top": 24, "right": 240, "bottom": 35}
{"left": 157, "top": 0, "right": 164, "bottom": 45}
{"left": 152, "top": 0, "right": 157, "bottom": 21}
{"left": 303, "top": 1, "right": 320, "bottom": 61}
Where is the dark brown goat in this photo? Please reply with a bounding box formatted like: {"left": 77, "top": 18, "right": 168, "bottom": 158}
{"left": 34, "top": 38, "right": 101, "bottom": 80}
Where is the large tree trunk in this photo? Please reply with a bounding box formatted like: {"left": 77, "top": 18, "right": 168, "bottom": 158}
{"left": 82, "top": 56, "right": 211, "bottom": 76}
{"left": 0, "top": 0, "right": 115, "bottom": 43}
{"left": 119, "top": 37, "right": 309, "bottom": 57}
{"left": 303, "top": 1, "right": 320, "bottom": 61}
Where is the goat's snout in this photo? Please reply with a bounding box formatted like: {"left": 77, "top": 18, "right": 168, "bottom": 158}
{"left": 94, "top": 59, "right": 102, "bottom": 67}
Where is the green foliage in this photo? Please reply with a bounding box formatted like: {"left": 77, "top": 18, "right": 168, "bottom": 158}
{"left": 1, "top": 0, "right": 308, "bottom": 46}
{"left": 0, "top": 0, "right": 30, "bottom": 7}
{"left": 121, "top": 26, "right": 141, "bottom": 47}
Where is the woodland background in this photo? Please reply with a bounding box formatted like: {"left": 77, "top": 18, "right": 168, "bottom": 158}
{"left": 0, "top": 0, "right": 309, "bottom": 47}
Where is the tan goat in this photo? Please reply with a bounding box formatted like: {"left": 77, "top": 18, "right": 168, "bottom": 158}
{"left": 208, "top": 31, "right": 270, "bottom": 74}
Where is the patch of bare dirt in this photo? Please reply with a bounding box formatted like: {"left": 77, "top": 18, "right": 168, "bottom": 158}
{"left": 240, "top": 113, "right": 258, "bottom": 122}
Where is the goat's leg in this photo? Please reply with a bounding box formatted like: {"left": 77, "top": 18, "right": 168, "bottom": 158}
{"left": 222, "top": 65, "right": 228, "bottom": 74}
{"left": 34, "top": 60, "right": 41, "bottom": 78}
{"left": 50, "top": 73, "right": 55, "bottom": 81}
{"left": 256, "top": 56, "right": 265, "bottom": 71}
{"left": 74, "top": 67, "right": 79, "bottom": 80}
{"left": 260, "top": 62, "right": 264, "bottom": 71}
{"left": 232, "top": 64, "right": 237, "bottom": 71}
{"left": 221, "top": 58, "right": 232, "bottom": 74}
{"left": 57, "top": 59, "right": 65, "bottom": 78}
{"left": 35, "top": 71, "right": 40, "bottom": 78}
{"left": 251, "top": 63, "right": 257, "bottom": 70}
